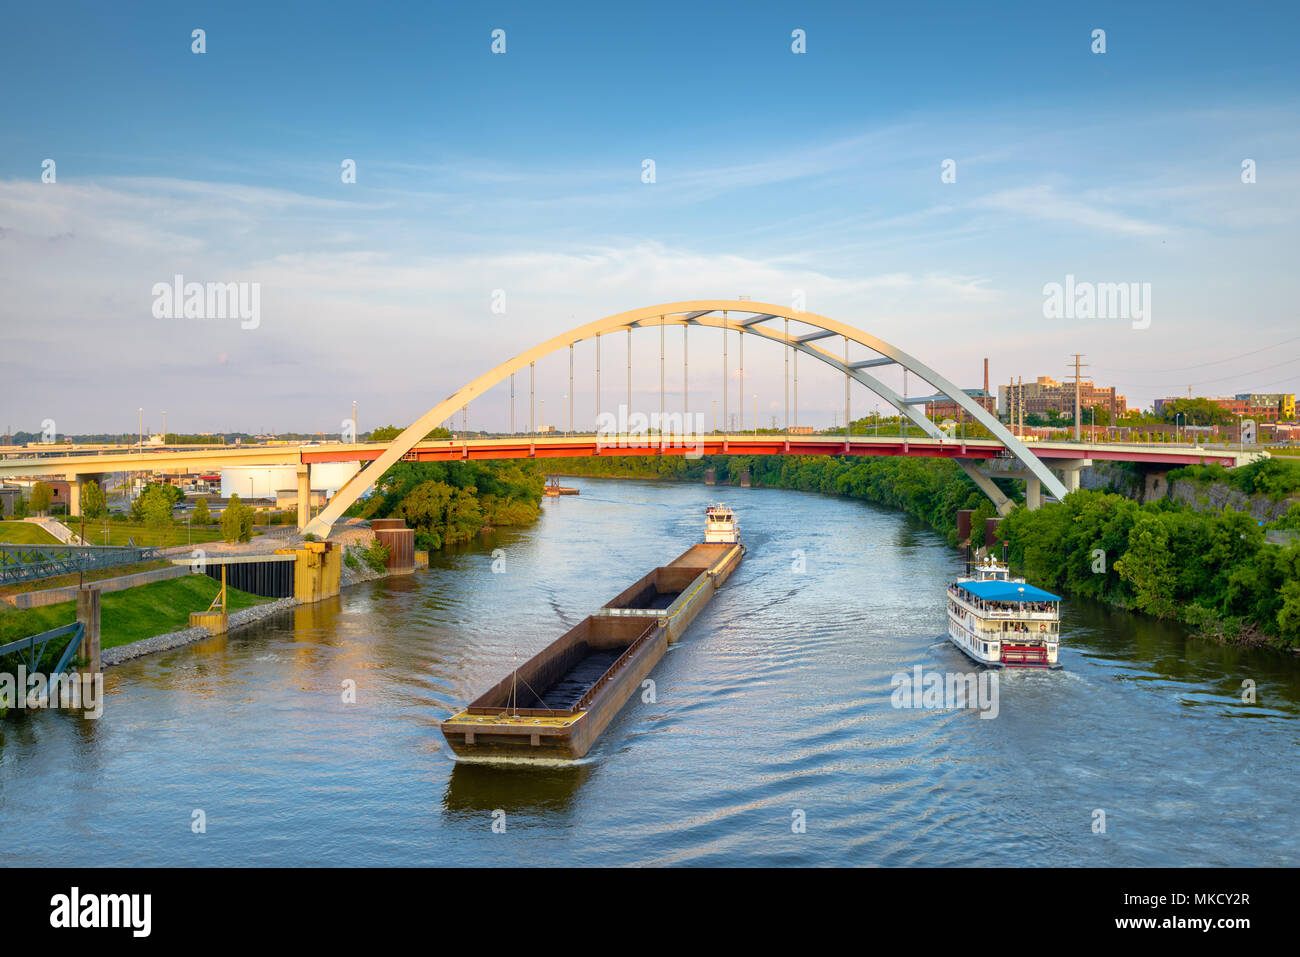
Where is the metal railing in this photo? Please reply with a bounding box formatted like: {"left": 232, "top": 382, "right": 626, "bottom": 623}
{"left": 0, "top": 543, "right": 160, "bottom": 586}
{"left": 574, "top": 620, "right": 662, "bottom": 713}
{"left": 0, "top": 621, "right": 85, "bottom": 678}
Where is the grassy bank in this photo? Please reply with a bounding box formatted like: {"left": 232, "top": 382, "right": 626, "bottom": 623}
{"left": 0, "top": 574, "right": 271, "bottom": 657}
{"left": 550, "top": 454, "right": 1300, "bottom": 650}
{"left": 0, "top": 521, "right": 62, "bottom": 545}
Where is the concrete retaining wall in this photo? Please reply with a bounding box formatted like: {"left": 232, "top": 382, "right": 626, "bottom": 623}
{"left": 5, "top": 564, "right": 190, "bottom": 609}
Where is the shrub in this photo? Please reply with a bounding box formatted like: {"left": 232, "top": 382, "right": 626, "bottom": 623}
{"left": 363, "top": 538, "right": 390, "bottom": 573}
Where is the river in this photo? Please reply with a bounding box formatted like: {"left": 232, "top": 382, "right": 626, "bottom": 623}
{"left": 3, "top": 477, "right": 1298, "bottom": 866}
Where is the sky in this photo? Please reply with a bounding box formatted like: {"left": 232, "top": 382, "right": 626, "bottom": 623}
{"left": 2, "top": 0, "right": 1298, "bottom": 436}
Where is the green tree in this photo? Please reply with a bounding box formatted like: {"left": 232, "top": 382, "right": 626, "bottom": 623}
{"left": 192, "top": 497, "right": 210, "bottom": 525}
{"left": 1113, "top": 513, "right": 1178, "bottom": 618}
{"left": 81, "top": 479, "right": 107, "bottom": 519}
{"left": 221, "top": 494, "right": 253, "bottom": 543}
{"left": 139, "top": 486, "right": 174, "bottom": 544}
{"left": 29, "top": 481, "right": 53, "bottom": 514}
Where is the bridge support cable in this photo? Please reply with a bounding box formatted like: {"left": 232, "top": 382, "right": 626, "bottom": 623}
{"left": 568, "top": 343, "right": 574, "bottom": 436}
{"left": 595, "top": 333, "right": 601, "bottom": 428}
{"left": 739, "top": 328, "right": 744, "bottom": 432}
{"left": 683, "top": 324, "right": 688, "bottom": 433}
{"left": 722, "top": 312, "right": 728, "bottom": 441}
{"left": 844, "top": 335, "right": 850, "bottom": 448}
{"left": 530, "top": 362, "right": 535, "bottom": 434}
{"left": 784, "top": 318, "right": 790, "bottom": 435}
{"left": 626, "top": 328, "right": 631, "bottom": 437}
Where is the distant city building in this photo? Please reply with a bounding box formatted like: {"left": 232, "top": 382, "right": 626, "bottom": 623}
{"left": 787, "top": 425, "right": 816, "bottom": 435}
{"left": 925, "top": 358, "right": 997, "bottom": 421}
{"left": 925, "top": 389, "right": 997, "bottom": 421}
{"left": 998, "top": 376, "right": 1127, "bottom": 421}
{"left": 1155, "top": 393, "right": 1296, "bottom": 422}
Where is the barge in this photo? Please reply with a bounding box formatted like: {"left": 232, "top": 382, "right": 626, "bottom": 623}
{"left": 946, "top": 552, "right": 1062, "bottom": 669}
{"left": 440, "top": 504, "right": 744, "bottom": 762}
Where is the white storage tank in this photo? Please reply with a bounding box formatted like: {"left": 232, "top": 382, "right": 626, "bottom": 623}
{"left": 219, "top": 462, "right": 361, "bottom": 499}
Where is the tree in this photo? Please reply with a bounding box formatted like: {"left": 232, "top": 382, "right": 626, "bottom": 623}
{"left": 221, "top": 494, "right": 253, "bottom": 543}
{"left": 81, "top": 480, "right": 107, "bottom": 519}
{"left": 192, "top": 497, "right": 210, "bottom": 525}
{"left": 135, "top": 486, "right": 174, "bottom": 544}
{"left": 29, "top": 482, "right": 52, "bottom": 514}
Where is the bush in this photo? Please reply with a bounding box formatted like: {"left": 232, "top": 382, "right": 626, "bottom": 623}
{"left": 363, "top": 538, "right": 390, "bottom": 572}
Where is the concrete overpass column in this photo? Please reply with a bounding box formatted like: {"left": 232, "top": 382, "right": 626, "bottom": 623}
{"left": 1026, "top": 477, "right": 1042, "bottom": 511}
{"left": 297, "top": 464, "right": 311, "bottom": 531}
{"left": 68, "top": 478, "right": 81, "bottom": 518}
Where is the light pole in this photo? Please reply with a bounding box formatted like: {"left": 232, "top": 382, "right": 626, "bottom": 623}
{"left": 712, "top": 400, "right": 717, "bottom": 433}
{"left": 753, "top": 395, "right": 757, "bottom": 435}
{"left": 161, "top": 410, "right": 166, "bottom": 444}
{"left": 563, "top": 394, "right": 568, "bottom": 437}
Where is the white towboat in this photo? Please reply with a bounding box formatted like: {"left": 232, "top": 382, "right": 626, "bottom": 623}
{"left": 946, "top": 554, "right": 1062, "bottom": 669}
{"left": 704, "top": 503, "right": 741, "bottom": 544}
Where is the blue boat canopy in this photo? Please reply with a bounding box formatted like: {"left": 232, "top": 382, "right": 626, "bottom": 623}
{"left": 960, "top": 580, "right": 1060, "bottom": 603}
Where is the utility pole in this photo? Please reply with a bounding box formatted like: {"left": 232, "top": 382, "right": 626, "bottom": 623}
{"left": 1069, "top": 353, "right": 1087, "bottom": 442}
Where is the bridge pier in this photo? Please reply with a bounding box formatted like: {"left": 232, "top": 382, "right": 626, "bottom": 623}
{"left": 76, "top": 587, "right": 101, "bottom": 674}
{"left": 68, "top": 478, "right": 81, "bottom": 518}
{"left": 956, "top": 459, "right": 1014, "bottom": 516}
{"left": 297, "top": 464, "right": 311, "bottom": 531}
{"left": 1025, "top": 477, "right": 1042, "bottom": 510}
{"left": 1052, "top": 458, "right": 1091, "bottom": 495}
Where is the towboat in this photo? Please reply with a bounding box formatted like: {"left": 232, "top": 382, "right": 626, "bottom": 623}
{"left": 439, "top": 505, "right": 745, "bottom": 762}
{"left": 946, "top": 554, "right": 1062, "bottom": 669}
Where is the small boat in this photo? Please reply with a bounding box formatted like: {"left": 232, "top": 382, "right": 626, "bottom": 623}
{"left": 946, "top": 552, "right": 1062, "bottom": 669}
{"left": 544, "top": 476, "right": 579, "bottom": 496}
{"left": 439, "top": 505, "right": 745, "bottom": 761}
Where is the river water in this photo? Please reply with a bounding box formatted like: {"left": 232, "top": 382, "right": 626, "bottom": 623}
{"left": 3, "top": 477, "right": 1298, "bottom": 866}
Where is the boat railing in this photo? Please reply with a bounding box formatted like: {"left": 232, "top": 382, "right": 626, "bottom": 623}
{"left": 574, "top": 620, "right": 661, "bottom": 713}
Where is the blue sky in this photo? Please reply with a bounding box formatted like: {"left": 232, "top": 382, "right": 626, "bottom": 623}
{"left": 2, "top": 0, "right": 1298, "bottom": 434}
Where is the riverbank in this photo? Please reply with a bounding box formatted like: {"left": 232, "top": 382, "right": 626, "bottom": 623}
{"left": 548, "top": 454, "right": 1300, "bottom": 652}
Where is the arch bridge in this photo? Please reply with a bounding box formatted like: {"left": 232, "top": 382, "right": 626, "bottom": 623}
{"left": 303, "top": 299, "right": 1085, "bottom": 537}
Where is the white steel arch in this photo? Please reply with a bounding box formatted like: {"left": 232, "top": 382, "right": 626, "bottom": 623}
{"left": 303, "top": 300, "right": 1067, "bottom": 537}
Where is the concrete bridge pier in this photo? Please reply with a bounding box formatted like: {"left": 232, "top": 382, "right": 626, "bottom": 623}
{"left": 1025, "top": 477, "right": 1042, "bottom": 510}
{"left": 296, "top": 464, "right": 311, "bottom": 530}
{"left": 1053, "top": 458, "right": 1091, "bottom": 494}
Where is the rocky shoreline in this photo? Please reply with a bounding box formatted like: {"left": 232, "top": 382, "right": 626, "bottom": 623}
{"left": 102, "top": 597, "right": 301, "bottom": 667}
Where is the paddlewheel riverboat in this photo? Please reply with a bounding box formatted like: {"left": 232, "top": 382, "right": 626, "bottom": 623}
{"left": 946, "top": 554, "right": 1062, "bottom": 669}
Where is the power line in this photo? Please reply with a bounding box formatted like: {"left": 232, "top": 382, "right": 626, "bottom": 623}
{"left": 1096, "top": 333, "right": 1300, "bottom": 375}
{"left": 1183, "top": 354, "right": 1300, "bottom": 389}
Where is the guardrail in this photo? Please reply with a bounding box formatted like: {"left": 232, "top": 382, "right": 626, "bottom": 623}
{"left": 0, "top": 621, "right": 85, "bottom": 679}
{"left": 0, "top": 543, "right": 160, "bottom": 586}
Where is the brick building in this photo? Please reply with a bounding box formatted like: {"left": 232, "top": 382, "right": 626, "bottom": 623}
{"left": 998, "top": 376, "right": 1127, "bottom": 421}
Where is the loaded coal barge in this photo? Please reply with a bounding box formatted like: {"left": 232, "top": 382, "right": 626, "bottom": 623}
{"left": 440, "top": 504, "right": 744, "bottom": 762}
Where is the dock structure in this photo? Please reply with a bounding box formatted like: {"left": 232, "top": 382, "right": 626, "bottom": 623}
{"left": 441, "top": 515, "right": 743, "bottom": 762}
